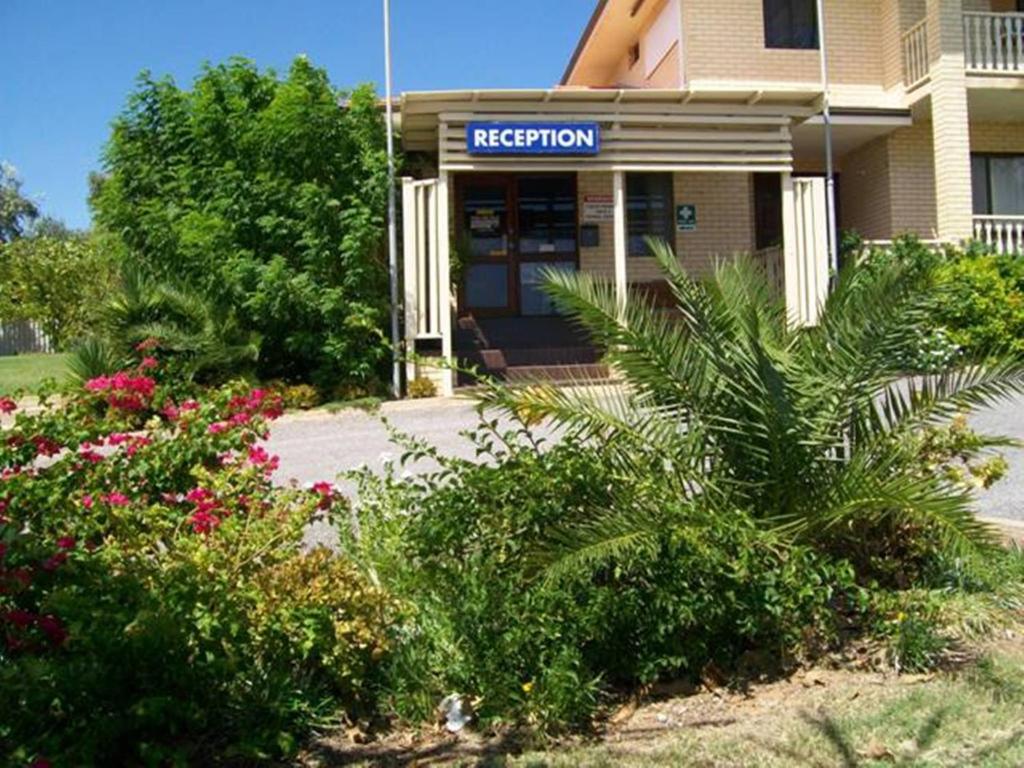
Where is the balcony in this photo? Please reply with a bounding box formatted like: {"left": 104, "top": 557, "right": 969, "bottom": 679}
{"left": 964, "top": 12, "right": 1024, "bottom": 75}
{"left": 902, "top": 13, "right": 1024, "bottom": 89}
{"left": 974, "top": 215, "right": 1024, "bottom": 255}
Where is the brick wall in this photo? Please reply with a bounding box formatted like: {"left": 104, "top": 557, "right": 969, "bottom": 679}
{"left": 971, "top": 123, "right": 1024, "bottom": 153}
{"left": 577, "top": 171, "right": 756, "bottom": 283}
{"left": 682, "top": 0, "right": 886, "bottom": 86}
{"left": 889, "top": 122, "right": 939, "bottom": 236}
{"left": 841, "top": 136, "right": 894, "bottom": 239}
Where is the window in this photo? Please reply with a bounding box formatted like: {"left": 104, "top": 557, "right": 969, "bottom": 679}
{"left": 972, "top": 154, "right": 1024, "bottom": 216}
{"left": 626, "top": 173, "right": 674, "bottom": 257}
{"left": 763, "top": 0, "right": 818, "bottom": 49}
{"left": 754, "top": 173, "right": 783, "bottom": 250}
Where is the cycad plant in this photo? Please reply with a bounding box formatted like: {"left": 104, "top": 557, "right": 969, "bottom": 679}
{"left": 70, "top": 265, "right": 259, "bottom": 384}
{"left": 478, "top": 240, "right": 1024, "bottom": 580}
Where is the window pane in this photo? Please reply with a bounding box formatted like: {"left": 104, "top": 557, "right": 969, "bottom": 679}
{"left": 764, "top": 0, "right": 818, "bottom": 49}
{"left": 519, "top": 261, "right": 576, "bottom": 316}
{"left": 626, "top": 173, "right": 673, "bottom": 257}
{"left": 754, "top": 173, "right": 783, "bottom": 249}
{"left": 465, "top": 264, "right": 508, "bottom": 309}
{"left": 517, "top": 176, "right": 577, "bottom": 255}
{"left": 990, "top": 156, "right": 1024, "bottom": 216}
{"left": 463, "top": 185, "right": 508, "bottom": 257}
{"left": 972, "top": 155, "right": 991, "bottom": 215}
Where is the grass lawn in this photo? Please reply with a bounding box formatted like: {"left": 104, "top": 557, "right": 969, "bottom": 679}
{"left": 0, "top": 353, "right": 70, "bottom": 395}
{"left": 317, "top": 638, "right": 1024, "bottom": 767}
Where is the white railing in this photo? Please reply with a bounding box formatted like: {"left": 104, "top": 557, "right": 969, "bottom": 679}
{"left": 974, "top": 216, "right": 1024, "bottom": 255}
{"left": 902, "top": 18, "right": 931, "bottom": 87}
{"left": 753, "top": 245, "right": 785, "bottom": 298}
{"left": 964, "top": 12, "right": 1024, "bottom": 73}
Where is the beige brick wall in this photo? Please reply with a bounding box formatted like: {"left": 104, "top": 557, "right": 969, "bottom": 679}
{"left": 971, "top": 123, "right": 1024, "bottom": 153}
{"left": 889, "top": 122, "right": 939, "bottom": 236}
{"left": 682, "top": 0, "right": 886, "bottom": 86}
{"left": 577, "top": 171, "right": 756, "bottom": 283}
{"left": 841, "top": 136, "right": 894, "bottom": 239}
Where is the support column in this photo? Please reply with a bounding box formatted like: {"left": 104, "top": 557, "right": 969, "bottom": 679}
{"left": 437, "top": 171, "right": 455, "bottom": 397}
{"left": 781, "top": 173, "right": 802, "bottom": 326}
{"left": 612, "top": 170, "right": 628, "bottom": 314}
{"left": 926, "top": 0, "right": 973, "bottom": 242}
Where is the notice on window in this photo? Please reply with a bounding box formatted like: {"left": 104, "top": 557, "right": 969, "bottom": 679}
{"left": 583, "top": 195, "right": 614, "bottom": 223}
{"left": 470, "top": 210, "right": 500, "bottom": 232}
{"left": 676, "top": 204, "right": 697, "bottom": 232}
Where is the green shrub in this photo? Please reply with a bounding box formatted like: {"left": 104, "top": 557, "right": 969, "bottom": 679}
{"left": 266, "top": 380, "right": 322, "bottom": 410}
{"left": 0, "top": 357, "right": 393, "bottom": 764}
{"left": 91, "top": 57, "right": 392, "bottom": 389}
{"left": 407, "top": 376, "right": 437, "bottom": 399}
{"left": 348, "top": 420, "right": 858, "bottom": 730}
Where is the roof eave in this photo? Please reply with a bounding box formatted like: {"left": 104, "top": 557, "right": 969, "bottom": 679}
{"left": 560, "top": 0, "right": 611, "bottom": 86}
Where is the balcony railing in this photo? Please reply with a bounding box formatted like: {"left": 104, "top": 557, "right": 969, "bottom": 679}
{"left": 964, "top": 12, "right": 1024, "bottom": 74}
{"left": 974, "top": 216, "right": 1024, "bottom": 255}
{"left": 902, "top": 18, "right": 931, "bottom": 88}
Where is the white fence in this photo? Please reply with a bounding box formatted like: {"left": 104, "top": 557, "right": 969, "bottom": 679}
{"left": 964, "top": 12, "right": 1024, "bottom": 73}
{"left": 974, "top": 215, "right": 1024, "bottom": 255}
{"left": 0, "top": 320, "right": 54, "bottom": 356}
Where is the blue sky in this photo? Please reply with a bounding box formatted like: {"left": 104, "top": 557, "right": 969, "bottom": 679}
{"left": 0, "top": 0, "right": 595, "bottom": 229}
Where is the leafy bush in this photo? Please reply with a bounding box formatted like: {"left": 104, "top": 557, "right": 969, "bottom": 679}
{"left": 0, "top": 232, "right": 118, "bottom": 349}
{"left": 347, "top": 420, "right": 858, "bottom": 730}
{"left": 407, "top": 376, "right": 437, "bottom": 399}
{"left": 91, "top": 56, "right": 392, "bottom": 389}
{"left": 0, "top": 354, "right": 393, "bottom": 764}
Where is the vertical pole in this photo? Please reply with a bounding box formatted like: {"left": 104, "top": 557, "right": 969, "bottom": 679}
{"left": 383, "top": 0, "right": 401, "bottom": 399}
{"left": 437, "top": 172, "right": 455, "bottom": 397}
{"left": 781, "top": 173, "right": 802, "bottom": 326}
{"left": 612, "top": 170, "right": 628, "bottom": 315}
{"left": 816, "top": 0, "right": 839, "bottom": 281}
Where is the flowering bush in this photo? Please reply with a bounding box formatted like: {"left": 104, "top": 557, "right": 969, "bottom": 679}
{"left": 0, "top": 363, "right": 393, "bottom": 764}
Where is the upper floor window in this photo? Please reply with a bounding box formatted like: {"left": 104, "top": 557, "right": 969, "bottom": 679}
{"left": 763, "top": 0, "right": 819, "bottom": 50}
{"left": 626, "top": 173, "right": 674, "bottom": 257}
{"left": 972, "top": 154, "right": 1024, "bottom": 216}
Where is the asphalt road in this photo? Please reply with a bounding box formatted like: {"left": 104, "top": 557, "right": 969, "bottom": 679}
{"left": 266, "top": 393, "right": 1024, "bottom": 522}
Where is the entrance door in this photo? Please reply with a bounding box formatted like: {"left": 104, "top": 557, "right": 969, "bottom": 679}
{"left": 457, "top": 174, "right": 578, "bottom": 317}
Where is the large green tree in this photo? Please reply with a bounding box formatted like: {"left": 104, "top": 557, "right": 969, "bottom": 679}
{"left": 92, "top": 56, "right": 392, "bottom": 387}
{"left": 0, "top": 163, "right": 39, "bottom": 243}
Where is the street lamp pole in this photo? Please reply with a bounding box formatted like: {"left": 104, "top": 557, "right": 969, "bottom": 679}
{"left": 383, "top": 0, "right": 401, "bottom": 398}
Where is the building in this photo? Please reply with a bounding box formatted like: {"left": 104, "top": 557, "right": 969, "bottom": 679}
{"left": 398, "top": 0, "right": 1024, "bottom": 395}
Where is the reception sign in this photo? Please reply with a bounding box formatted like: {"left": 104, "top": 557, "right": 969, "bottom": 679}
{"left": 466, "top": 122, "right": 601, "bottom": 156}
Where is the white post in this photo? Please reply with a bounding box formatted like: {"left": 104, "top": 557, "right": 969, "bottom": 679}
{"left": 437, "top": 171, "right": 455, "bottom": 397}
{"left": 781, "top": 173, "right": 802, "bottom": 326}
{"left": 401, "top": 177, "right": 418, "bottom": 385}
{"left": 383, "top": 0, "right": 401, "bottom": 398}
{"left": 612, "top": 170, "right": 628, "bottom": 314}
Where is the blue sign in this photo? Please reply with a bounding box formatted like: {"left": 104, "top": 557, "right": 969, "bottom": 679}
{"left": 466, "top": 122, "right": 601, "bottom": 156}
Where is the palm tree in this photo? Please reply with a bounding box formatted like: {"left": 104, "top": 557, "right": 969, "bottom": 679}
{"left": 477, "top": 240, "right": 1024, "bottom": 578}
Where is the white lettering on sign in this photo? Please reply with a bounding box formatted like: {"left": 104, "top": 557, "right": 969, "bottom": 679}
{"left": 466, "top": 122, "right": 601, "bottom": 155}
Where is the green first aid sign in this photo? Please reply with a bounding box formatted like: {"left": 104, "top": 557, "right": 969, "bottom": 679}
{"left": 676, "top": 204, "right": 697, "bottom": 232}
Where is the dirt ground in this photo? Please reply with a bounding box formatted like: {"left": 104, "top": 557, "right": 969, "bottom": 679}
{"left": 298, "top": 635, "right": 1024, "bottom": 768}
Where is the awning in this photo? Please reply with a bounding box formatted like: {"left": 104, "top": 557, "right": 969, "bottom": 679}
{"left": 400, "top": 87, "right": 823, "bottom": 173}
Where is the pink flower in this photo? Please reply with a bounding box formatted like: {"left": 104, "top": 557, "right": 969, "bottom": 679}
{"left": 0, "top": 396, "right": 16, "bottom": 414}
{"left": 311, "top": 481, "right": 335, "bottom": 510}
{"left": 3, "top": 608, "right": 35, "bottom": 628}
{"left": 78, "top": 449, "right": 104, "bottom": 464}
{"left": 0, "top": 542, "right": 6, "bottom": 560}
{"left": 37, "top": 614, "right": 67, "bottom": 646}
{"left": 32, "top": 436, "right": 62, "bottom": 458}
{"left": 180, "top": 400, "right": 199, "bottom": 412}
{"left": 190, "top": 509, "right": 222, "bottom": 535}
{"left": 82, "top": 494, "right": 94, "bottom": 509}
{"left": 107, "top": 433, "right": 131, "bottom": 445}
{"left": 56, "top": 536, "right": 76, "bottom": 551}
{"left": 139, "top": 356, "right": 158, "bottom": 370}
{"left": 207, "top": 422, "right": 227, "bottom": 435}
{"left": 185, "top": 487, "right": 213, "bottom": 504}
{"left": 135, "top": 337, "right": 160, "bottom": 352}
{"left": 105, "top": 492, "right": 130, "bottom": 507}
{"left": 42, "top": 552, "right": 68, "bottom": 571}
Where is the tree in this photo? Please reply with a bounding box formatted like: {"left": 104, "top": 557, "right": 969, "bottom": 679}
{"left": 91, "top": 56, "right": 392, "bottom": 388}
{"left": 0, "top": 163, "right": 39, "bottom": 243}
{"left": 0, "top": 232, "right": 118, "bottom": 349}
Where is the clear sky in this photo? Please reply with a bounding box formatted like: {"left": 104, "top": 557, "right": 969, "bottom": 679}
{"left": 1, "top": 0, "right": 595, "bottom": 230}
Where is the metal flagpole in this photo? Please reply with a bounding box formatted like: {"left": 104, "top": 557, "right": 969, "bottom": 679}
{"left": 816, "top": 0, "right": 839, "bottom": 282}
{"left": 383, "top": 0, "right": 401, "bottom": 398}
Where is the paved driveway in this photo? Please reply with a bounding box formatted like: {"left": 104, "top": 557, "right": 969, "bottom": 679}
{"left": 267, "top": 393, "right": 1024, "bottom": 522}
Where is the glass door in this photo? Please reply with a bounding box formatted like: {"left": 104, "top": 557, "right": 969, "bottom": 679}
{"left": 459, "top": 177, "right": 514, "bottom": 315}
{"left": 516, "top": 175, "right": 578, "bottom": 316}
